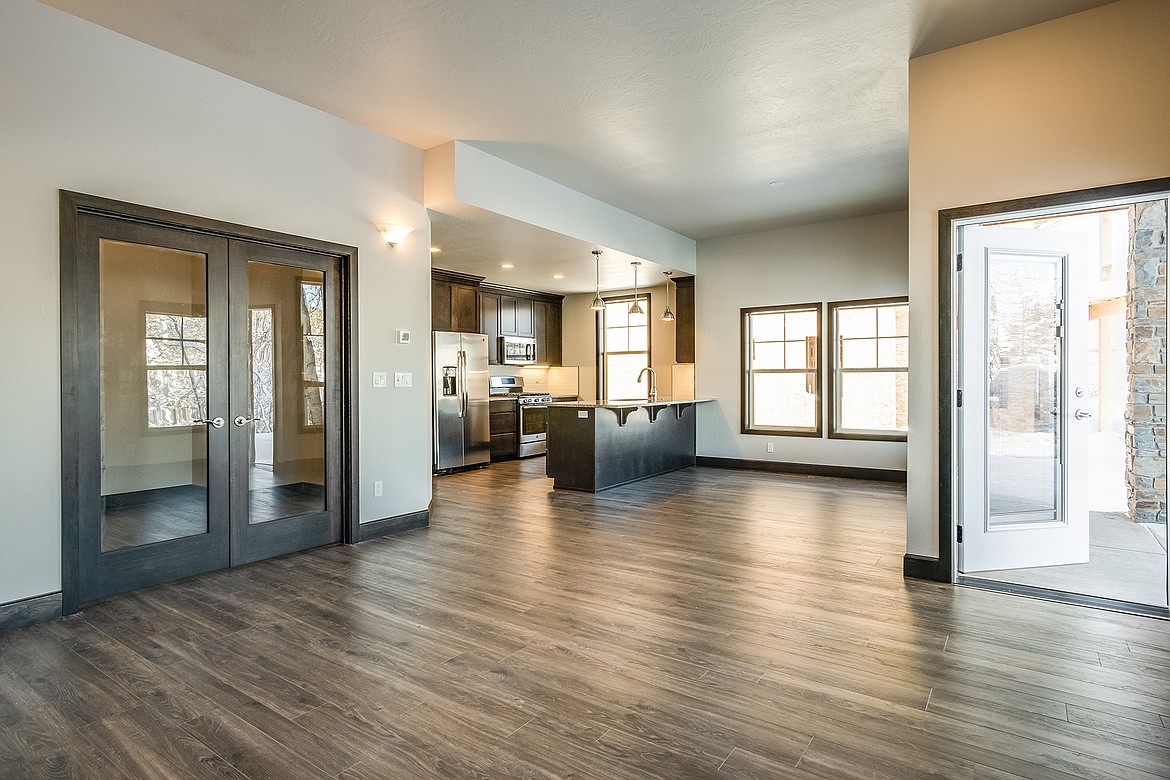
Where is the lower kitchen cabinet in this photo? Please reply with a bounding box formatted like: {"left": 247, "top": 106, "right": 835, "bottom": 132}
{"left": 489, "top": 398, "right": 519, "bottom": 460}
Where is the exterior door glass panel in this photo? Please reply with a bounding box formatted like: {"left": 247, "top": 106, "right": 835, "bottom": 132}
{"left": 986, "top": 253, "right": 1061, "bottom": 525}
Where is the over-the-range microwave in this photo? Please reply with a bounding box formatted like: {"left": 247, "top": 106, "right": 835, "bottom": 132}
{"left": 500, "top": 335, "right": 537, "bottom": 365}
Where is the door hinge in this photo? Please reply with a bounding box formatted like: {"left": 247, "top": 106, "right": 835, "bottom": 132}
{"left": 956, "top": 253, "right": 963, "bottom": 272}
{"left": 956, "top": 526, "right": 964, "bottom": 544}
{"left": 956, "top": 389, "right": 963, "bottom": 407}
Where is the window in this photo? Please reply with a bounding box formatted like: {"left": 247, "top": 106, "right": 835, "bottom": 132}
{"left": 598, "top": 295, "right": 650, "bottom": 401}
{"left": 145, "top": 311, "right": 207, "bottom": 428}
{"left": 742, "top": 303, "right": 820, "bottom": 436}
{"left": 300, "top": 280, "right": 326, "bottom": 427}
{"left": 829, "top": 298, "right": 908, "bottom": 440}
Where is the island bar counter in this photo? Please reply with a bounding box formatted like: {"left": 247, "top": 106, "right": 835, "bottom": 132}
{"left": 546, "top": 399, "right": 715, "bottom": 492}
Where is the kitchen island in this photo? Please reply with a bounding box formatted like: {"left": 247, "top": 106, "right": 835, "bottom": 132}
{"left": 546, "top": 398, "right": 714, "bottom": 492}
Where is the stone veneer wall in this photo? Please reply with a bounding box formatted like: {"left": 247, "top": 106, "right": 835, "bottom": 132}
{"left": 1126, "top": 199, "right": 1168, "bottom": 524}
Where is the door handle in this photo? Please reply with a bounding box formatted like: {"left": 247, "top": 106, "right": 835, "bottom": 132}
{"left": 195, "top": 416, "right": 225, "bottom": 429}
{"left": 458, "top": 350, "right": 467, "bottom": 418}
{"left": 1074, "top": 409, "right": 1093, "bottom": 420}
{"left": 234, "top": 415, "right": 257, "bottom": 427}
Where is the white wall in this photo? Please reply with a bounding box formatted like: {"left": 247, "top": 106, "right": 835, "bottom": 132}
{"left": 695, "top": 211, "right": 909, "bottom": 469}
{"left": 0, "top": 1, "right": 433, "bottom": 605}
{"left": 907, "top": 0, "right": 1170, "bottom": 560}
{"left": 562, "top": 284, "right": 676, "bottom": 402}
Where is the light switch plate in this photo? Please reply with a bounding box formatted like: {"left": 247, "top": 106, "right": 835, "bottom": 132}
{"left": 394, "top": 372, "right": 412, "bottom": 388}
{"left": 372, "top": 372, "right": 388, "bottom": 388}
{"left": 396, "top": 329, "right": 411, "bottom": 344}
{"left": 577, "top": 410, "right": 589, "bottom": 419}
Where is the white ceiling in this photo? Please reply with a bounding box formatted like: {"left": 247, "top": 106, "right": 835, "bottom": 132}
{"left": 43, "top": 0, "right": 1115, "bottom": 241}
{"left": 45, "top": 0, "right": 1119, "bottom": 296}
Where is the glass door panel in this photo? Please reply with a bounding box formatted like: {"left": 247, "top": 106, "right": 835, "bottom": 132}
{"left": 100, "top": 240, "right": 211, "bottom": 550}
{"left": 76, "top": 213, "right": 231, "bottom": 606}
{"left": 244, "top": 261, "right": 326, "bottom": 524}
{"left": 986, "top": 252, "right": 1062, "bottom": 526}
{"left": 229, "top": 241, "right": 340, "bottom": 565}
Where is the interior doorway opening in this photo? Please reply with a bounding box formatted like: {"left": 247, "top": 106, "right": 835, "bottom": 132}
{"left": 945, "top": 184, "right": 1169, "bottom": 615}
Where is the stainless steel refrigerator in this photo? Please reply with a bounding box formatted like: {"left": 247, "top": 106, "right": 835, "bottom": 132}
{"left": 433, "top": 331, "right": 491, "bottom": 472}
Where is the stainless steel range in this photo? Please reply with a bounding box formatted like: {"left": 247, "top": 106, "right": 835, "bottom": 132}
{"left": 517, "top": 392, "right": 551, "bottom": 458}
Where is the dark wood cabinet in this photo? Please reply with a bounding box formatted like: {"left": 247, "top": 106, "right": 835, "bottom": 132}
{"left": 480, "top": 292, "right": 500, "bottom": 364}
{"left": 514, "top": 297, "right": 535, "bottom": 337}
{"left": 431, "top": 269, "right": 484, "bottom": 334}
{"left": 674, "top": 276, "right": 695, "bottom": 364}
{"left": 489, "top": 397, "right": 519, "bottom": 460}
{"left": 479, "top": 285, "right": 563, "bottom": 366}
{"left": 498, "top": 295, "right": 535, "bottom": 338}
{"left": 533, "top": 299, "right": 562, "bottom": 366}
{"left": 499, "top": 295, "right": 517, "bottom": 336}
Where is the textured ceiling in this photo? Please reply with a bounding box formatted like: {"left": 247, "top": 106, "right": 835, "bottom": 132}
{"left": 44, "top": 0, "right": 1116, "bottom": 239}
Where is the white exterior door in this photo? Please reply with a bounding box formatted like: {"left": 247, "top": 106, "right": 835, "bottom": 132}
{"left": 958, "top": 225, "right": 1091, "bottom": 572}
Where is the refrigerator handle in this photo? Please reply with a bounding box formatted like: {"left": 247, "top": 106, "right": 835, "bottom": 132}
{"left": 458, "top": 350, "right": 467, "bottom": 418}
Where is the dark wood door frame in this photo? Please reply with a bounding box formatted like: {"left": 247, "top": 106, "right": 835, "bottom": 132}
{"left": 914, "top": 176, "right": 1170, "bottom": 585}
{"left": 60, "top": 191, "right": 361, "bottom": 614}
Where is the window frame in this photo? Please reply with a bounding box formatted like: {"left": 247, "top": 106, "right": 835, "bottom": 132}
{"left": 142, "top": 302, "right": 208, "bottom": 432}
{"left": 299, "top": 276, "right": 326, "bottom": 430}
{"left": 741, "top": 302, "right": 823, "bottom": 437}
{"left": 596, "top": 293, "right": 651, "bottom": 402}
{"left": 827, "top": 296, "right": 909, "bottom": 442}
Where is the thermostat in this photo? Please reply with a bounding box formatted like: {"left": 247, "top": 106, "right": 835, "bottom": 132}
{"left": 396, "top": 329, "right": 411, "bottom": 344}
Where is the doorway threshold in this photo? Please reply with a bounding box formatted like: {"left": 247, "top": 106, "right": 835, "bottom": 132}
{"left": 957, "top": 576, "right": 1169, "bottom": 620}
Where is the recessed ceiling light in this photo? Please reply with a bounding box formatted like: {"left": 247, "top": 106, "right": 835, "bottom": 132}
{"left": 769, "top": 180, "right": 785, "bottom": 187}
{"left": 500, "top": 263, "right": 514, "bottom": 269}
{"left": 430, "top": 246, "right": 441, "bottom": 253}
{"left": 552, "top": 274, "right": 564, "bottom": 279}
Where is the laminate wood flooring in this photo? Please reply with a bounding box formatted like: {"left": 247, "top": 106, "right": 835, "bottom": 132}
{"left": 4, "top": 460, "right": 1170, "bottom": 778}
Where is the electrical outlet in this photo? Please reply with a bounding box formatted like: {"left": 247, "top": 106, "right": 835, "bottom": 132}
{"left": 766, "top": 442, "right": 775, "bottom": 453}
{"left": 372, "top": 372, "right": 387, "bottom": 388}
{"left": 373, "top": 480, "right": 383, "bottom": 497}
{"left": 394, "top": 372, "right": 412, "bottom": 388}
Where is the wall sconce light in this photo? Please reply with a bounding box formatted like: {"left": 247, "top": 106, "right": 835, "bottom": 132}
{"left": 378, "top": 223, "right": 413, "bottom": 246}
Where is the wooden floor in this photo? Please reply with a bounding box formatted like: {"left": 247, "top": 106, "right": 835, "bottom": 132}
{"left": 3, "top": 460, "right": 1169, "bottom": 779}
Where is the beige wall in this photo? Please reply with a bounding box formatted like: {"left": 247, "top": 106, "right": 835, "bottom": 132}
{"left": 907, "top": 0, "right": 1170, "bottom": 560}
{"left": 0, "top": 1, "right": 432, "bottom": 605}
{"left": 694, "top": 211, "right": 909, "bottom": 469}
{"left": 562, "top": 284, "right": 676, "bottom": 402}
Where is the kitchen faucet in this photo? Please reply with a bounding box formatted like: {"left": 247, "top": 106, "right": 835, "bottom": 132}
{"left": 637, "top": 367, "right": 658, "bottom": 402}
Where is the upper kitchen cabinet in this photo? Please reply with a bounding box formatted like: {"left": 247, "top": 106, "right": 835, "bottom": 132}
{"left": 432, "top": 268, "right": 484, "bottom": 333}
{"left": 499, "top": 295, "right": 535, "bottom": 338}
{"left": 480, "top": 284, "right": 563, "bottom": 365}
{"left": 674, "top": 276, "right": 695, "bottom": 364}
{"left": 534, "top": 299, "right": 562, "bottom": 366}
{"left": 480, "top": 291, "right": 500, "bottom": 364}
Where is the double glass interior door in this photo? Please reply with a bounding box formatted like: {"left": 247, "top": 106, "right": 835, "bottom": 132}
{"left": 77, "top": 213, "right": 342, "bottom": 604}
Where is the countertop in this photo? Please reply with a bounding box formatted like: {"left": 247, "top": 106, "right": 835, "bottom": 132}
{"left": 548, "top": 398, "right": 714, "bottom": 409}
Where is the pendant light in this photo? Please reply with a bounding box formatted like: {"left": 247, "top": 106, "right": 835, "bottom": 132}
{"left": 628, "top": 261, "right": 644, "bottom": 315}
{"left": 589, "top": 250, "right": 605, "bottom": 311}
{"left": 660, "top": 271, "right": 675, "bottom": 322}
